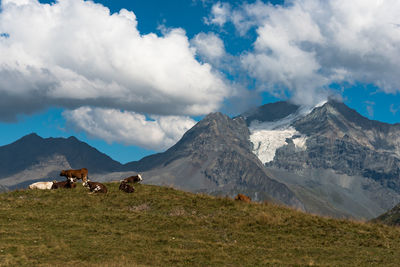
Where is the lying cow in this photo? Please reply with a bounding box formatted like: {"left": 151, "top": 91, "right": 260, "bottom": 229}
{"left": 122, "top": 174, "right": 142, "bottom": 184}
{"left": 51, "top": 180, "right": 77, "bottom": 189}
{"left": 234, "top": 194, "right": 251, "bottom": 203}
{"left": 119, "top": 181, "right": 135, "bottom": 193}
{"left": 83, "top": 181, "right": 107, "bottom": 194}
{"left": 60, "top": 168, "right": 88, "bottom": 183}
{"left": 29, "top": 181, "right": 53, "bottom": 190}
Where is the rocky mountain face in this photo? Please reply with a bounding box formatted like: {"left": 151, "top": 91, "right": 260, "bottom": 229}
{"left": 124, "top": 112, "right": 304, "bottom": 209}
{"left": 0, "top": 133, "right": 123, "bottom": 188}
{"left": 285, "top": 101, "right": 400, "bottom": 185}
{"left": 246, "top": 100, "right": 400, "bottom": 219}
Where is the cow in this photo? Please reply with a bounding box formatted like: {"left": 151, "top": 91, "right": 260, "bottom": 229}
{"left": 60, "top": 168, "right": 88, "bottom": 183}
{"left": 234, "top": 194, "right": 251, "bottom": 203}
{"left": 29, "top": 181, "right": 53, "bottom": 190}
{"left": 83, "top": 181, "right": 107, "bottom": 193}
{"left": 119, "top": 181, "right": 135, "bottom": 193}
{"left": 51, "top": 180, "right": 77, "bottom": 189}
{"left": 122, "top": 174, "right": 142, "bottom": 184}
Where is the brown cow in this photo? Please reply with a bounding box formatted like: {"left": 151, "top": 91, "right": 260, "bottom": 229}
{"left": 51, "top": 180, "right": 77, "bottom": 189}
{"left": 119, "top": 181, "right": 135, "bottom": 193}
{"left": 234, "top": 194, "right": 251, "bottom": 203}
{"left": 83, "top": 181, "right": 107, "bottom": 193}
{"left": 60, "top": 168, "right": 88, "bottom": 183}
{"left": 122, "top": 174, "right": 142, "bottom": 184}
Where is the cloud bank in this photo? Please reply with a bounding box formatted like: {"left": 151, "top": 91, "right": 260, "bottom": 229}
{"left": 63, "top": 107, "right": 196, "bottom": 150}
{"left": 209, "top": 0, "right": 400, "bottom": 106}
{"left": 0, "top": 0, "right": 233, "bottom": 149}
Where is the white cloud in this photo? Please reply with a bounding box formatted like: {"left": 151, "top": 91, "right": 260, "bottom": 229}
{"left": 0, "top": 0, "right": 232, "bottom": 121}
{"left": 191, "top": 32, "right": 225, "bottom": 62}
{"left": 216, "top": 0, "right": 400, "bottom": 106}
{"left": 63, "top": 107, "right": 196, "bottom": 151}
{"left": 204, "top": 1, "right": 231, "bottom": 26}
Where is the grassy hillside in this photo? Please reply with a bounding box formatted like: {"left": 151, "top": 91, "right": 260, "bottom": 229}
{"left": 372, "top": 203, "right": 400, "bottom": 226}
{"left": 1, "top": 183, "right": 400, "bottom": 266}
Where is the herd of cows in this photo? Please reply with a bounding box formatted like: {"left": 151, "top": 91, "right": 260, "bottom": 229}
{"left": 28, "top": 168, "right": 142, "bottom": 194}
{"left": 27, "top": 167, "right": 252, "bottom": 202}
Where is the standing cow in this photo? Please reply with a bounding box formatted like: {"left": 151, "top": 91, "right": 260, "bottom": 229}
{"left": 83, "top": 181, "right": 107, "bottom": 194}
{"left": 60, "top": 168, "right": 88, "bottom": 183}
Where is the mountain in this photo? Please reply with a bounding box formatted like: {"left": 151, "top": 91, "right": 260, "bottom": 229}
{"left": 371, "top": 203, "right": 400, "bottom": 226}
{"left": 124, "top": 112, "right": 304, "bottom": 209}
{"left": 0, "top": 133, "right": 123, "bottom": 188}
{"left": 98, "top": 100, "right": 400, "bottom": 219}
{"left": 240, "top": 101, "right": 300, "bottom": 126}
{"left": 246, "top": 100, "right": 400, "bottom": 219}
{"left": 2, "top": 100, "right": 400, "bottom": 220}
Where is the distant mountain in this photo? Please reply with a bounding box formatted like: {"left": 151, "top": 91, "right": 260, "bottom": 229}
{"left": 124, "top": 112, "right": 304, "bottom": 209}
{"left": 109, "top": 100, "right": 400, "bottom": 219}
{"left": 240, "top": 101, "right": 300, "bottom": 126}
{"left": 0, "top": 133, "right": 123, "bottom": 188}
{"left": 246, "top": 100, "right": 400, "bottom": 219}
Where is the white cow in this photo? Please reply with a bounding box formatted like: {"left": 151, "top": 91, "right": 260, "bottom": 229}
{"left": 28, "top": 181, "right": 54, "bottom": 190}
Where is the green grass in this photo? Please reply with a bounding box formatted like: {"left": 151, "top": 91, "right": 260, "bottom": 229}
{"left": 0, "top": 183, "right": 400, "bottom": 266}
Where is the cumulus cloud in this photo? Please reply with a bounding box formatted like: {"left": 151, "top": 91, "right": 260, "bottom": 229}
{"left": 213, "top": 0, "right": 400, "bottom": 106}
{"left": 0, "top": 0, "right": 231, "bottom": 121}
{"left": 63, "top": 107, "right": 196, "bottom": 151}
{"left": 191, "top": 32, "right": 225, "bottom": 62}
{"left": 204, "top": 1, "right": 231, "bottom": 26}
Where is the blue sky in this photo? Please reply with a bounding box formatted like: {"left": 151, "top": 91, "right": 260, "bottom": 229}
{"left": 0, "top": 0, "right": 399, "bottom": 163}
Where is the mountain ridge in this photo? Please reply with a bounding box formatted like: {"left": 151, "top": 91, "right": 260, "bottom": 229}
{"left": 0, "top": 133, "right": 123, "bottom": 186}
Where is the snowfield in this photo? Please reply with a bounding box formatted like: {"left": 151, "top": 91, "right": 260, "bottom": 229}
{"left": 247, "top": 102, "right": 325, "bottom": 164}
{"left": 250, "top": 128, "right": 307, "bottom": 163}
{"left": 250, "top": 128, "right": 298, "bottom": 163}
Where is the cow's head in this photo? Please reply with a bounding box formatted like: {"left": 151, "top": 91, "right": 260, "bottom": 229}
{"left": 83, "top": 180, "right": 91, "bottom": 187}
{"left": 137, "top": 174, "right": 143, "bottom": 181}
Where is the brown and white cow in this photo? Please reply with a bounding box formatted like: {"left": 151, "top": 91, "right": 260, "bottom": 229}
{"left": 51, "top": 180, "right": 77, "bottom": 189}
{"left": 122, "top": 174, "right": 142, "bottom": 184}
{"left": 60, "top": 168, "right": 88, "bottom": 183}
{"left": 29, "top": 181, "right": 53, "bottom": 190}
{"left": 234, "top": 194, "right": 251, "bottom": 203}
{"left": 83, "top": 181, "right": 107, "bottom": 193}
{"left": 119, "top": 181, "right": 135, "bottom": 193}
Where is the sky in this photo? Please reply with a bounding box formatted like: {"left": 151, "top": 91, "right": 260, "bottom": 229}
{"left": 0, "top": 0, "right": 399, "bottom": 163}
